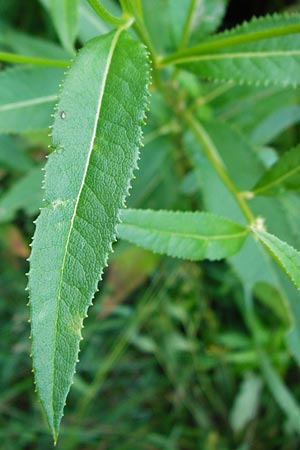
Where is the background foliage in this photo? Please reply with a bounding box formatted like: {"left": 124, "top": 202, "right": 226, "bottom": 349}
{"left": 1, "top": 0, "right": 300, "bottom": 449}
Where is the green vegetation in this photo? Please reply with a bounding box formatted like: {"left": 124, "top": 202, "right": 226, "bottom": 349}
{"left": 1, "top": 0, "right": 300, "bottom": 448}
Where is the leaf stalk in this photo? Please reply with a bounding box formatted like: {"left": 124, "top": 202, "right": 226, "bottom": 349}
{"left": 87, "top": 0, "right": 130, "bottom": 26}
{"left": 184, "top": 111, "right": 255, "bottom": 224}
{"left": 0, "top": 51, "right": 70, "bottom": 67}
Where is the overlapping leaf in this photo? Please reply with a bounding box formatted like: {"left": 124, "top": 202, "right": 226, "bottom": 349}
{"left": 141, "top": 0, "right": 227, "bottom": 53}
{"left": 252, "top": 228, "right": 300, "bottom": 290}
{"left": 183, "top": 120, "right": 300, "bottom": 367}
{"left": 29, "top": 29, "right": 149, "bottom": 439}
{"left": 117, "top": 209, "right": 248, "bottom": 260}
{"left": 259, "top": 352, "right": 300, "bottom": 432}
{"left": 39, "top": 0, "right": 116, "bottom": 43}
{"left": 250, "top": 105, "right": 300, "bottom": 145}
{"left": 253, "top": 146, "right": 300, "bottom": 196}
{"left": 0, "top": 135, "right": 32, "bottom": 171}
{"left": 0, "top": 66, "right": 63, "bottom": 133}
{"left": 78, "top": 0, "right": 115, "bottom": 41}
{"left": 49, "top": 0, "right": 79, "bottom": 53}
{"left": 0, "top": 23, "right": 69, "bottom": 59}
{"left": 0, "top": 166, "right": 43, "bottom": 223}
{"left": 162, "top": 14, "right": 300, "bottom": 86}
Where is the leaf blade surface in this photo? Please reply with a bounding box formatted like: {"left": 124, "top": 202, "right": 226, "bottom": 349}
{"left": 0, "top": 66, "right": 63, "bottom": 133}
{"left": 253, "top": 228, "right": 300, "bottom": 290}
{"left": 117, "top": 209, "right": 248, "bottom": 260}
{"left": 253, "top": 146, "right": 300, "bottom": 196}
{"left": 165, "top": 14, "right": 300, "bottom": 86}
{"left": 29, "top": 29, "right": 149, "bottom": 439}
{"left": 50, "top": 0, "right": 79, "bottom": 53}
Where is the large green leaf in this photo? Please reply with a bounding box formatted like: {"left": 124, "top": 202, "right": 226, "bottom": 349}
{"left": 117, "top": 209, "right": 248, "bottom": 260}
{"left": 28, "top": 29, "right": 149, "bottom": 439}
{"left": 252, "top": 228, "right": 300, "bottom": 290}
{"left": 253, "top": 146, "right": 300, "bottom": 196}
{"left": 0, "top": 66, "right": 63, "bottom": 133}
{"left": 162, "top": 14, "right": 300, "bottom": 86}
{"left": 49, "top": 0, "right": 79, "bottom": 53}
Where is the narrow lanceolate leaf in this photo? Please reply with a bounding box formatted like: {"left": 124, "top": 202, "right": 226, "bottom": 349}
{"left": 252, "top": 228, "right": 300, "bottom": 290}
{"left": 117, "top": 209, "right": 248, "bottom": 260}
{"left": 161, "top": 14, "right": 300, "bottom": 86}
{"left": 0, "top": 66, "right": 63, "bottom": 133}
{"left": 29, "top": 29, "right": 149, "bottom": 440}
{"left": 253, "top": 146, "right": 300, "bottom": 196}
{"left": 50, "top": 0, "right": 79, "bottom": 53}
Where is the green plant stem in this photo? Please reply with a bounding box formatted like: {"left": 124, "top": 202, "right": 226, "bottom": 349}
{"left": 0, "top": 51, "right": 70, "bottom": 67}
{"left": 178, "top": 0, "right": 196, "bottom": 50}
{"left": 171, "top": 0, "right": 196, "bottom": 81}
{"left": 125, "top": 5, "right": 163, "bottom": 89}
{"left": 184, "top": 111, "right": 255, "bottom": 224}
{"left": 125, "top": 0, "right": 142, "bottom": 17}
{"left": 144, "top": 120, "right": 181, "bottom": 145}
{"left": 87, "top": 0, "right": 129, "bottom": 26}
{"left": 188, "top": 82, "right": 234, "bottom": 112}
{"left": 119, "top": 0, "right": 165, "bottom": 91}
{"left": 159, "top": 22, "right": 300, "bottom": 66}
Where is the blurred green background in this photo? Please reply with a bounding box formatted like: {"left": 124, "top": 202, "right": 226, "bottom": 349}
{"left": 1, "top": 0, "right": 300, "bottom": 449}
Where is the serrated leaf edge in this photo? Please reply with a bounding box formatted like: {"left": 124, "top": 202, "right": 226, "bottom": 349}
{"left": 252, "top": 228, "right": 300, "bottom": 290}
{"left": 118, "top": 209, "right": 248, "bottom": 262}
{"left": 27, "top": 30, "right": 151, "bottom": 440}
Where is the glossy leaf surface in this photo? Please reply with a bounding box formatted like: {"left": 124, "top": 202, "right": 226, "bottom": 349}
{"left": 117, "top": 209, "right": 248, "bottom": 260}
{"left": 29, "top": 29, "right": 149, "bottom": 439}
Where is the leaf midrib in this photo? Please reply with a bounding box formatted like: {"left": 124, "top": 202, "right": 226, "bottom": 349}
{"left": 51, "top": 27, "right": 124, "bottom": 427}
{"left": 169, "top": 49, "right": 300, "bottom": 65}
{"left": 255, "top": 230, "right": 300, "bottom": 288}
{"left": 254, "top": 163, "right": 300, "bottom": 195}
{"left": 120, "top": 222, "right": 248, "bottom": 241}
{"left": 0, "top": 95, "right": 57, "bottom": 112}
{"left": 160, "top": 20, "right": 300, "bottom": 65}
